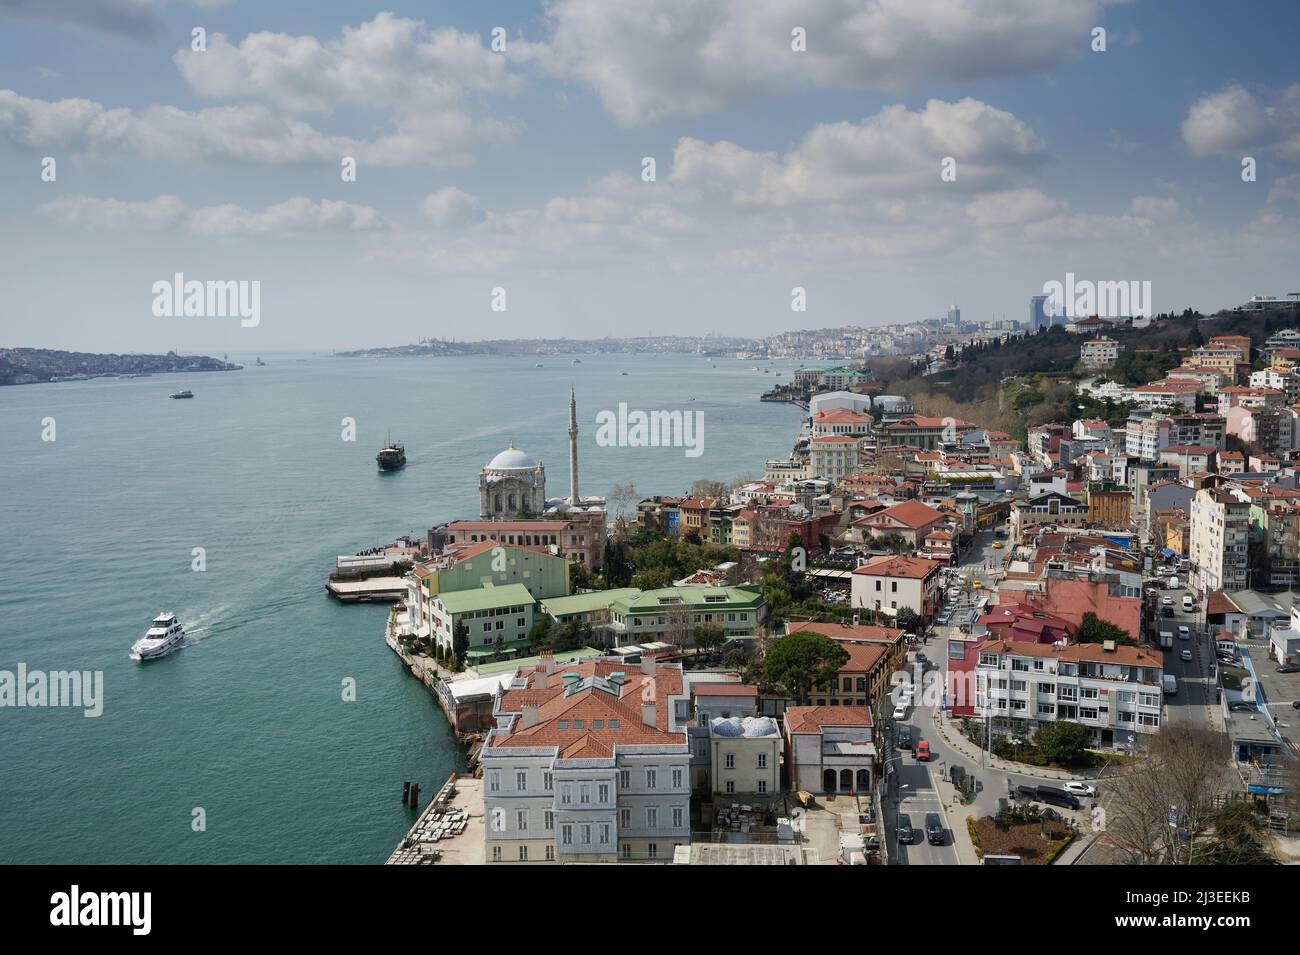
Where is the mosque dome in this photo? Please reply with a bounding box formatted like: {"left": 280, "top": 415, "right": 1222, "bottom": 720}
{"left": 486, "top": 441, "right": 539, "bottom": 470}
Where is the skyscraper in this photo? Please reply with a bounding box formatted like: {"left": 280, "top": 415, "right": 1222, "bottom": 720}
{"left": 1030, "top": 294, "right": 1051, "bottom": 330}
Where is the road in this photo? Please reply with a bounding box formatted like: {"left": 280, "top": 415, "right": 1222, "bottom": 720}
{"left": 1151, "top": 584, "right": 1219, "bottom": 731}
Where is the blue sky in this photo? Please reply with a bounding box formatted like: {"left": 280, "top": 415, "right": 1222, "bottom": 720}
{"left": 1, "top": 0, "right": 1298, "bottom": 353}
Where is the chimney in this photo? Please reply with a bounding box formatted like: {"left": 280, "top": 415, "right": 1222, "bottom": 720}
{"left": 521, "top": 704, "right": 540, "bottom": 729}
{"left": 540, "top": 650, "right": 555, "bottom": 674}
{"left": 536, "top": 670, "right": 549, "bottom": 690}
{"left": 640, "top": 656, "right": 657, "bottom": 676}
{"left": 642, "top": 703, "right": 657, "bottom": 726}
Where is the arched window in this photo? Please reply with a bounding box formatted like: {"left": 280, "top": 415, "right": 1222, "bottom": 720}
{"left": 840, "top": 769, "right": 853, "bottom": 791}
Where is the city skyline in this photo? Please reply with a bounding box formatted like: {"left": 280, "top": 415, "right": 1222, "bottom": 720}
{"left": 1, "top": 1, "right": 1298, "bottom": 354}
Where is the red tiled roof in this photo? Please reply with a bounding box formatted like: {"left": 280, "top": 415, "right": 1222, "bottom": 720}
{"left": 852, "top": 554, "right": 945, "bottom": 579}
{"left": 784, "top": 705, "right": 874, "bottom": 735}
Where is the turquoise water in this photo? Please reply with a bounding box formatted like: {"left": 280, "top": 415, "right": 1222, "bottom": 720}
{"left": 0, "top": 352, "right": 802, "bottom": 863}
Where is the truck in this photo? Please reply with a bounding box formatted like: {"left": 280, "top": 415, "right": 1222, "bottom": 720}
{"left": 1158, "top": 630, "right": 1174, "bottom": 649}
{"left": 1163, "top": 674, "right": 1178, "bottom": 696}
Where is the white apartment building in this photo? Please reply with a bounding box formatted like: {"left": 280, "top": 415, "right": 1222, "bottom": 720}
{"left": 850, "top": 554, "right": 944, "bottom": 620}
{"left": 1190, "top": 487, "right": 1252, "bottom": 592}
{"left": 1080, "top": 336, "right": 1119, "bottom": 368}
{"left": 975, "top": 639, "right": 1165, "bottom": 747}
{"left": 808, "top": 435, "right": 862, "bottom": 484}
{"left": 482, "top": 654, "right": 691, "bottom": 864}
{"left": 1125, "top": 412, "right": 1172, "bottom": 461}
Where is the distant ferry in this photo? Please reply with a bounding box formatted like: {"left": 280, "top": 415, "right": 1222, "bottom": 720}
{"left": 169, "top": 389, "right": 194, "bottom": 399}
{"left": 534, "top": 362, "right": 544, "bottom": 367}
{"left": 571, "top": 358, "right": 582, "bottom": 364}
{"left": 131, "top": 612, "right": 185, "bottom": 660}
{"left": 376, "top": 434, "right": 407, "bottom": 471}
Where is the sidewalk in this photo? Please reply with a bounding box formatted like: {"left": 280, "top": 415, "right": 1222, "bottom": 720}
{"left": 932, "top": 770, "right": 981, "bottom": 865}
{"left": 932, "top": 714, "right": 1092, "bottom": 782}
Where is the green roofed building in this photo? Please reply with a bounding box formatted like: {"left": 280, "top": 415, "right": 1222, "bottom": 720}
{"left": 608, "top": 585, "right": 766, "bottom": 645}
{"left": 429, "top": 582, "right": 536, "bottom": 661}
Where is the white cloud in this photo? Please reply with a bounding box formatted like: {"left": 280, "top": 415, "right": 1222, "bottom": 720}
{"left": 419, "top": 187, "right": 486, "bottom": 227}
{"left": 522, "top": 0, "right": 1102, "bottom": 125}
{"left": 37, "top": 194, "right": 188, "bottom": 230}
{"left": 0, "top": 89, "right": 504, "bottom": 166}
{"left": 965, "top": 189, "right": 1066, "bottom": 228}
{"left": 37, "top": 194, "right": 384, "bottom": 235}
{"left": 1127, "top": 195, "right": 1181, "bottom": 220}
{"left": 1182, "top": 84, "right": 1300, "bottom": 158}
{"left": 669, "top": 98, "right": 1048, "bottom": 205}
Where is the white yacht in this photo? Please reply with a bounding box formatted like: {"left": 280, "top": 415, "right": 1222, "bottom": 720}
{"left": 131, "top": 612, "right": 186, "bottom": 660}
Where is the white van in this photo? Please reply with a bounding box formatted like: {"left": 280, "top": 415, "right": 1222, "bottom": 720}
{"left": 1167, "top": 576, "right": 1180, "bottom": 590}
{"left": 1182, "top": 594, "right": 1194, "bottom": 612}
{"left": 1163, "top": 674, "right": 1178, "bottom": 696}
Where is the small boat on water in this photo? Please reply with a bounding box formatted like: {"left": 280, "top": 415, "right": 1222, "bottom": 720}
{"left": 131, "top": 612, "right": 185, "bottom": 660}
{"left": 169, "top": 389, "right": 194, "bottom": 399}
{"left": 376, "top": 433, "right": 407, "bottom": 471}
{"left": 534, "top": 363, "right": 544, "bottom": 367}
{"left": 571, "top": 358, "right": 582, "bottom": 364}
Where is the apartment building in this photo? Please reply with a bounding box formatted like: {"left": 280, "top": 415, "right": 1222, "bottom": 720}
{"left": 1190, "top": 487, "right": 1252, "bottom": 592}
{"left": 974, "top": 639, "right": 1164, "bottom": 747}
{"left": 482, "top": 654, "right": 691, "bottom": 863}
{"left": 1079, "top": 336, "right": 1118, "bottom": 368}
{"left": 784, "top": 620, "right": 907, "bottom": 709}
{"left": 808, "top": 435, "right": 863, "bottom": 484}
{"left": 850, "top": 554, "right": 945, "bottom": 620}
{"left": 1125, "top": 412, "right": 1172, "bottom": 461}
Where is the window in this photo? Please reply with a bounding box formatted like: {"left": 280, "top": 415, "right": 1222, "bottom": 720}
{"left": 519, "top": 846, "right": 528, "bottom": 862}
{"left": 543, "top": 772, "right": 553, "bottom": 791}
{"left": 516, "top": 810, "right": 527, "bottom": 832}
{"left": 648, "top": 844, "right": 658, "bottom": 859}
{"left": 581, "top": 824, "right": 591, "bottom": 845}
{"left": 561, "top": 825, "right": 572, "bottom": 845}
{"left": 647, "top": 808, "right": 658, "bottom": 829}
{"left": 492, "top": 846, "right": 502, "bottom": 862}
{"left": 620, "top": 809, "right": 631, "bottom": 828}
{"left": 544, "top": 811, "right": 553, "bottom": 831}
{"left": 726, "top": 780, "right": 735, "bottom": 794}
{"left": 560, "top": 784, "right": 572, "bottom": 805}
{"left": 490, "top": 808, "right": 505, "bottom": 832}
{"left": 598, "top": 783, "right": 609, "bottom": 803}
{"left": 580, "top": 783, "right": 590, "bottom": 804}
{"left": 488, "top": 772, "right": 500, "bottom": 793}
{"left": 724, "top": 754, "right": 735, "bottom": 769}
{"left": 622, "top": 844, "right": 631, "bottom": 860}
{"left": 671, "top": 768, "right": 682, "bottom": 788}
{"left": 515, "top": 771, "right": 526, "bottom": 791}
{"left": 619, "top": 770, "right": 630, "bottom": 788}
{"left": 600, "top": 823, "right": 611, "bottom": 844}
{"left": 672, "top": 807, "right": 684, "bottom": 829}
{"left": 757, "top": 779, "right": 767, "bottom": 794}
{"left": 757, "top": 753, "right": 767, "bottom": 769}
{"left": 545, "top": 845, "right": 554, "bottom": 861}
{"left": 646, "top": 769, "right": 657, "bottom": 789}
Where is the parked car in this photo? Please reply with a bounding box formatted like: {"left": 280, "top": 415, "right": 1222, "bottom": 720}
{"left": 1035, "top": 785, "right": 1081, "bottom": 810}
{"left": 892, "top": 704, "right": 907, "bottom": 720}
{"left": 916, "top": 740, "right": 931, "bottom": 761}
{"left": 1182, "top": 595, "right": 1194, "bottom": 612}
{"left": 1277, "top": 663, "right": 1300, "bottom": 674}
{"left": 1180, "top": 648, "right": 1193, "bottom": 661}
{"left": 1293, "top": 700, "right": 1300, "bottom": 709}
{"left": 1161, "top": 607, "right": 1174, "bottom": 618}
{"left": 925, "top": 813, "right": 946, "bottom": 845}
{"left": 897, "top": 813, "right": 914, "bottom": 845}
{"left": 898, "top": 726, "right": 913, "bottom": 750}
{"left": 1161, "top": 596, "right": 1173, "bottom": 606}
{"left": 1063, "top": 782, "right": 1097, "bottom": 798}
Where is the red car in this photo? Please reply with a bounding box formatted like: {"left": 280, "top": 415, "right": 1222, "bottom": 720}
{"left": 916, "top": 740, "right": 931, "bottom": 761}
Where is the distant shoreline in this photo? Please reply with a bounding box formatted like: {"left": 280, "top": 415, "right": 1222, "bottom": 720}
{"left": 0, "top": 347, "right": 242, "bottom": 387}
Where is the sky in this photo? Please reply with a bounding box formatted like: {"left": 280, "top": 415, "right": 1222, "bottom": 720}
{"left": 0, "top": 0, "right": 1298, "bottom": 354}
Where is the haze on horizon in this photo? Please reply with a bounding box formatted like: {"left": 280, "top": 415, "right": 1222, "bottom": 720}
{"left": 1, "top": 0, "right": 1298, "bottom": 355}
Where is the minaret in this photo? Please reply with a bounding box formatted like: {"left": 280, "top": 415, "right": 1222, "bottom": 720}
{"left": 568, "top": 385, "right": 580, "bottom": 505}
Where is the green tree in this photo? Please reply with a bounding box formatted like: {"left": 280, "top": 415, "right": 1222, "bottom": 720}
{"left": 895, "top": 607, "right": 921, "bottom": 634}
{"left": 452, "top": 621, "right": 470, "bottom": 671}
{"left": 761, "top": 631, "right": 850, "bottom": 704}
{"left": 694, "top": 623, "right": 726, "bottom": 657}
{"left": 1076, "top": 611, "right": 1135, "bottom": 645}
{"left": 528, "top": 615, "right": 554, "bottom": 650}
{"left": 1034, "top": 720, "right": 1093, "bottom": 766}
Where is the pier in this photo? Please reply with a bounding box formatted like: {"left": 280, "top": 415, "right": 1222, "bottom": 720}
{"left": 386, "top": 773, "right": 484, "bottom": 865}
{"left": 326, "top": 576, "right": 407, "bottom": 602}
